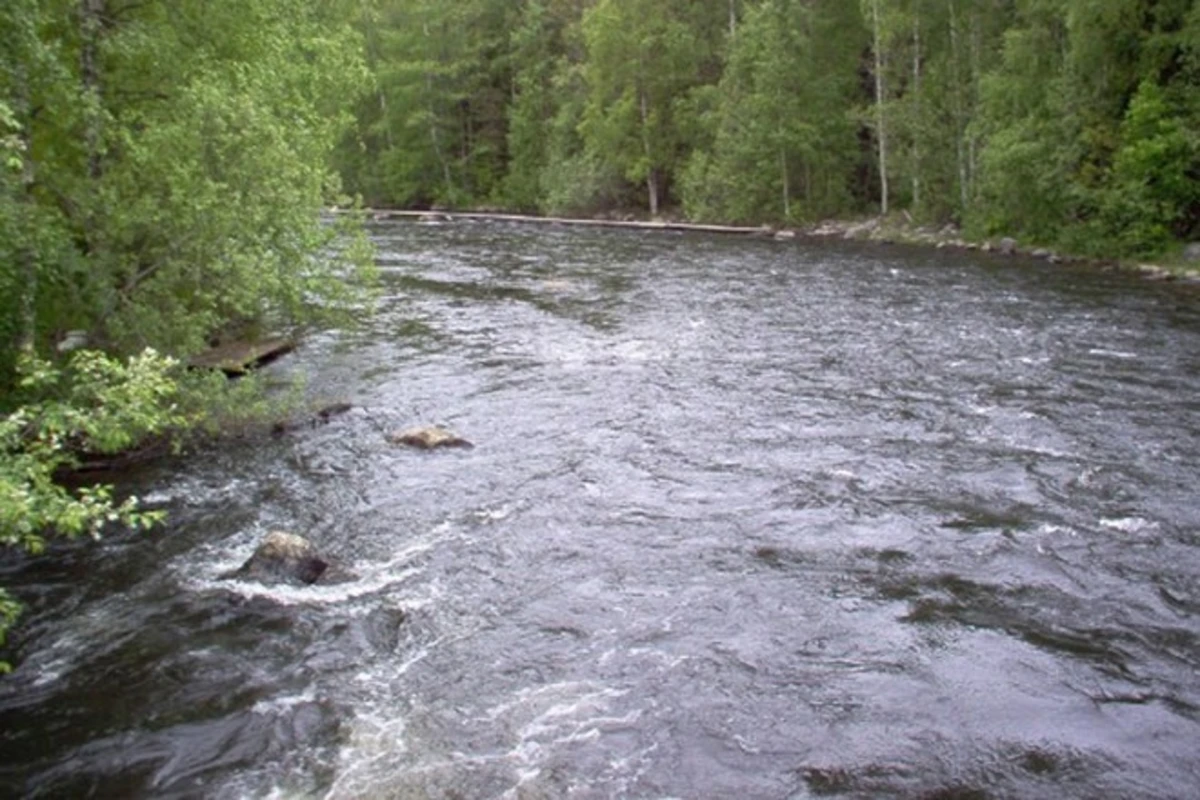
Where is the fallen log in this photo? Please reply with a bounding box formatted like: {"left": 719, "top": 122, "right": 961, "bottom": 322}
{"left": 188, "top": 337, "right": 296, "bottom": 375}
{"left": 361, "top": 209, "right": 778, "bottom": 237}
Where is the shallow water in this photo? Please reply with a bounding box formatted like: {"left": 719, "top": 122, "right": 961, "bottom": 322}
{"left": 3, "top": 221, "right": 1200, "bottom": 798}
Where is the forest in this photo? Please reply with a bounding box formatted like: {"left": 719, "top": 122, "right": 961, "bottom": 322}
{"left": 339, "top": 0, "right": 1200, "bottom": 259}
{"left": 1, "top": 0, "right": 1199, "bottom": 654}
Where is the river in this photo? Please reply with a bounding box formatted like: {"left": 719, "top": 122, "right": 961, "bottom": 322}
{"left": 2, "top": 221, "right": 1200, "bottom": 798}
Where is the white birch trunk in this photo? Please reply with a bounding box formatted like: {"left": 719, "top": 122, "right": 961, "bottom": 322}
{"left": 871, "top": 0, "right": 890, "bottom": 216}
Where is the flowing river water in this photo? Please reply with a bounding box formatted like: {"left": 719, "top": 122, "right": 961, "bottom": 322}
{"left": 3, "top": 221, "right": 1200, "bottom": 799}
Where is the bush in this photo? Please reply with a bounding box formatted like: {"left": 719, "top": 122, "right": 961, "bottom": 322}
{"left": 0, "top": 348, "right": 188, "bottom": 670}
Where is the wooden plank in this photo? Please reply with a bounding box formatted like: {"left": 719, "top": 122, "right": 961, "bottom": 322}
{"left": 189, "top": 336, "right": 296, "bottom": 374}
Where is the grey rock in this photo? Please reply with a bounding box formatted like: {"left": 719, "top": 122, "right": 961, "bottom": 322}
{"left": 229, "top": 531, "right": 355, "bottom": 587}
{"left": 56, "top": 330, "right": 89, "bottom": 353}
{"left": 998, "top": 237, "right": 1018, "bottom": 255}
{"left": 1184, "top": 242, "right": 1200, "bottom": 263}
{"left": 363, "top": 606, "right": 408, "bottom": 652}
{"left": 1031, "top": 248, "right": 1052, "bottom": 260}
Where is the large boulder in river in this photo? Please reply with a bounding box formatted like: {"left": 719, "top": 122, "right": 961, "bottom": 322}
{"left": 229, "top": 531, "right": 354, "bottom": 586}
{"left": 387, "top": 425, "right": 473, "bottom": 450}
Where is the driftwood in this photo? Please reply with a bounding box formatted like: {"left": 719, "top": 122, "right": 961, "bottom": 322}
{"left": 188, "top": 337, "right": 296, "bottom": 375}
{"left": 362, "top": 209, "right": 779, "bottom": 237}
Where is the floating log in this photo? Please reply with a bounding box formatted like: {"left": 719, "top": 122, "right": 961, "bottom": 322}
{"left": 360, "top": 209, "right": 777, "bottom": 237}
{"left": 188, "top": 337, "right": 296, "bottom": 375}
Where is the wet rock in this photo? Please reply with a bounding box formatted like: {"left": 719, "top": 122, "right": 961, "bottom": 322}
{"left": 316, "top": 402, "right": 353, "bottom": 420}
{"left": 387, "top": 425, "right": 473, "bottom": 450}
{"left": 1138, "top": 263, "right": 1174, "bottom": 281}
{"left": 843, "top": 219, "right": 879, "bottom": 240}
{"left": 1184, "top": 242, "right": 1200, "bottom": 263}
{"left": 1031, "top": 248, "right": 1052, "bottom": 260}
{"left": 998, "top": 237, "right": 1018, "bottom": 255}
{"left": 56, "top": 330, "right": 89, "bottom": 353}
{"left": 272, "top": 402, "right": 355, "bottom": 435}
{"left": 228, "top": 531, "right": 355, "bottom": 587}
{"left": 802, "top": 767, "right": 854, "bottom": 794}
{"left": 363, "top": 606, "right": 408, "bottom": 652}
{"left": 773, "top": 229, "right": 797, "bottom": 241}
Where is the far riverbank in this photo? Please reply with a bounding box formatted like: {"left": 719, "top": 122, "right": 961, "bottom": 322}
{"left": 349, "top": 208, "right": 1200, "bottom": 287}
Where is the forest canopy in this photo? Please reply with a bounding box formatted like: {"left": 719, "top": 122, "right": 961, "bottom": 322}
{"left": 339, "top": 0, "right": 1200, "bottom": 259}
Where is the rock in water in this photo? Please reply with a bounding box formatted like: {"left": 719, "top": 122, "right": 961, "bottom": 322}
{"left": 1184, "top": 242, "right": 1200, "bottom": 263}
{"left": 998, "top": 237, "right": 1018, "bottom": 255}
{"left": 231, "top": 531, "right": 353, "bottom": 586}
{"left": 387, "top": 425, "right": 473, "bottom": 450}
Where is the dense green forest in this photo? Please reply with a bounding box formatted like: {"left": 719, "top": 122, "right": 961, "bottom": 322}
{"left": 1, "top": 0, "right": 1198, "bottom": 657}
{"left": 339, "top": 0, "right": 1200, "bottom": 259}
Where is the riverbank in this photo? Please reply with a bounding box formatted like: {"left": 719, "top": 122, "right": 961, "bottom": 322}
{"left": 356, "top": 208, "right": 1200, "bottom": 286}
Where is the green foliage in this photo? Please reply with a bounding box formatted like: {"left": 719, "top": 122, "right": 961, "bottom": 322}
{"left": 578, "top": 0, "right": 702, "bottom": 213}
{"left": 339, "top": 0, "right": 514, "bottom": 208}
{"left": 1099, "top": 80, "right": 1200, "bottom": 256}
{"left": 1, "top": 0, "right": 373, "bottom": 363}
{"left": 1, "top": 349, "right": 184, "bottom": 550}
{"left": 682, "top": 0, "right": 864, "bottom": 223}
{"left": 0, "top": 0, "right": 376, "bottom": 670}
{"left": 336, "top": 0, "right": 1197, "bottom": 258}
{"left": 0, "top": 348, "right": 186, "bottom": 668}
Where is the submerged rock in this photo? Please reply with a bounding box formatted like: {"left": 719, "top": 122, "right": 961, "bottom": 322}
{"left": 387, "top": 425, "right": 473, "bottom": 450}
{"left": 271, "top": 402, "right": 355, "bottom": 435}
{"left": 228, "top": 531, "right": 355, "bottom": 586}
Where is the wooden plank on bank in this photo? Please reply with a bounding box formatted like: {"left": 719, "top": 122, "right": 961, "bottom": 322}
{"left": 359, "top": 209, "right": 776, "bottom": 237}
{"left": 188, "top": 337, "right": 296, "bottom": 375}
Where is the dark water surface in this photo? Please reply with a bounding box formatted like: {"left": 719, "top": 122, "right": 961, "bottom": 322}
{"left": 3, "top": 222, "right": 1200, "bottom": 798}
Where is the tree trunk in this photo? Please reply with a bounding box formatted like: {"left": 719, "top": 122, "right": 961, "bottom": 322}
{"left": 870, "top": 0, "right": 889, "bottom": 216}
{"left": 14, "top": 68, "right": 37, "bottom": 355}
{"left": 967, "top": 6, "right": 981, "bottom": 203}
{"left": 639, "top": 89, "right": 658, "bottom": 216}
{"left": 79, "top": 0, "right": 105, "bottom": 270}
{"left": 911, "top": 8, "right": 921, "bottom": 213}
{"left": 779, "top": 144, "right": 790, "bottom": 219}
{"left": 423, "top": 21, "right": 454, "bottom": 200}
{"left": 948, "top": 0, "right": 969, "bottom": 212}
{"left": 80, "top": 0, "right": 104, "bottom": 182}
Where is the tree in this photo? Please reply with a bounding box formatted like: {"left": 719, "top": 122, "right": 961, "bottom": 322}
{"left": 1, "top": 0, "right": 375, "bottom": 664}
{"left": 682, "top": 0, "right": 864, "bottom": 223}
{"left": 579, "top": 0, "right": 701, "bottom": 215}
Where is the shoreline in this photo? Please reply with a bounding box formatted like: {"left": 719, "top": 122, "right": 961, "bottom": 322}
{"left": 350, "top": 208, "right": 1200, "bottom": 286}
